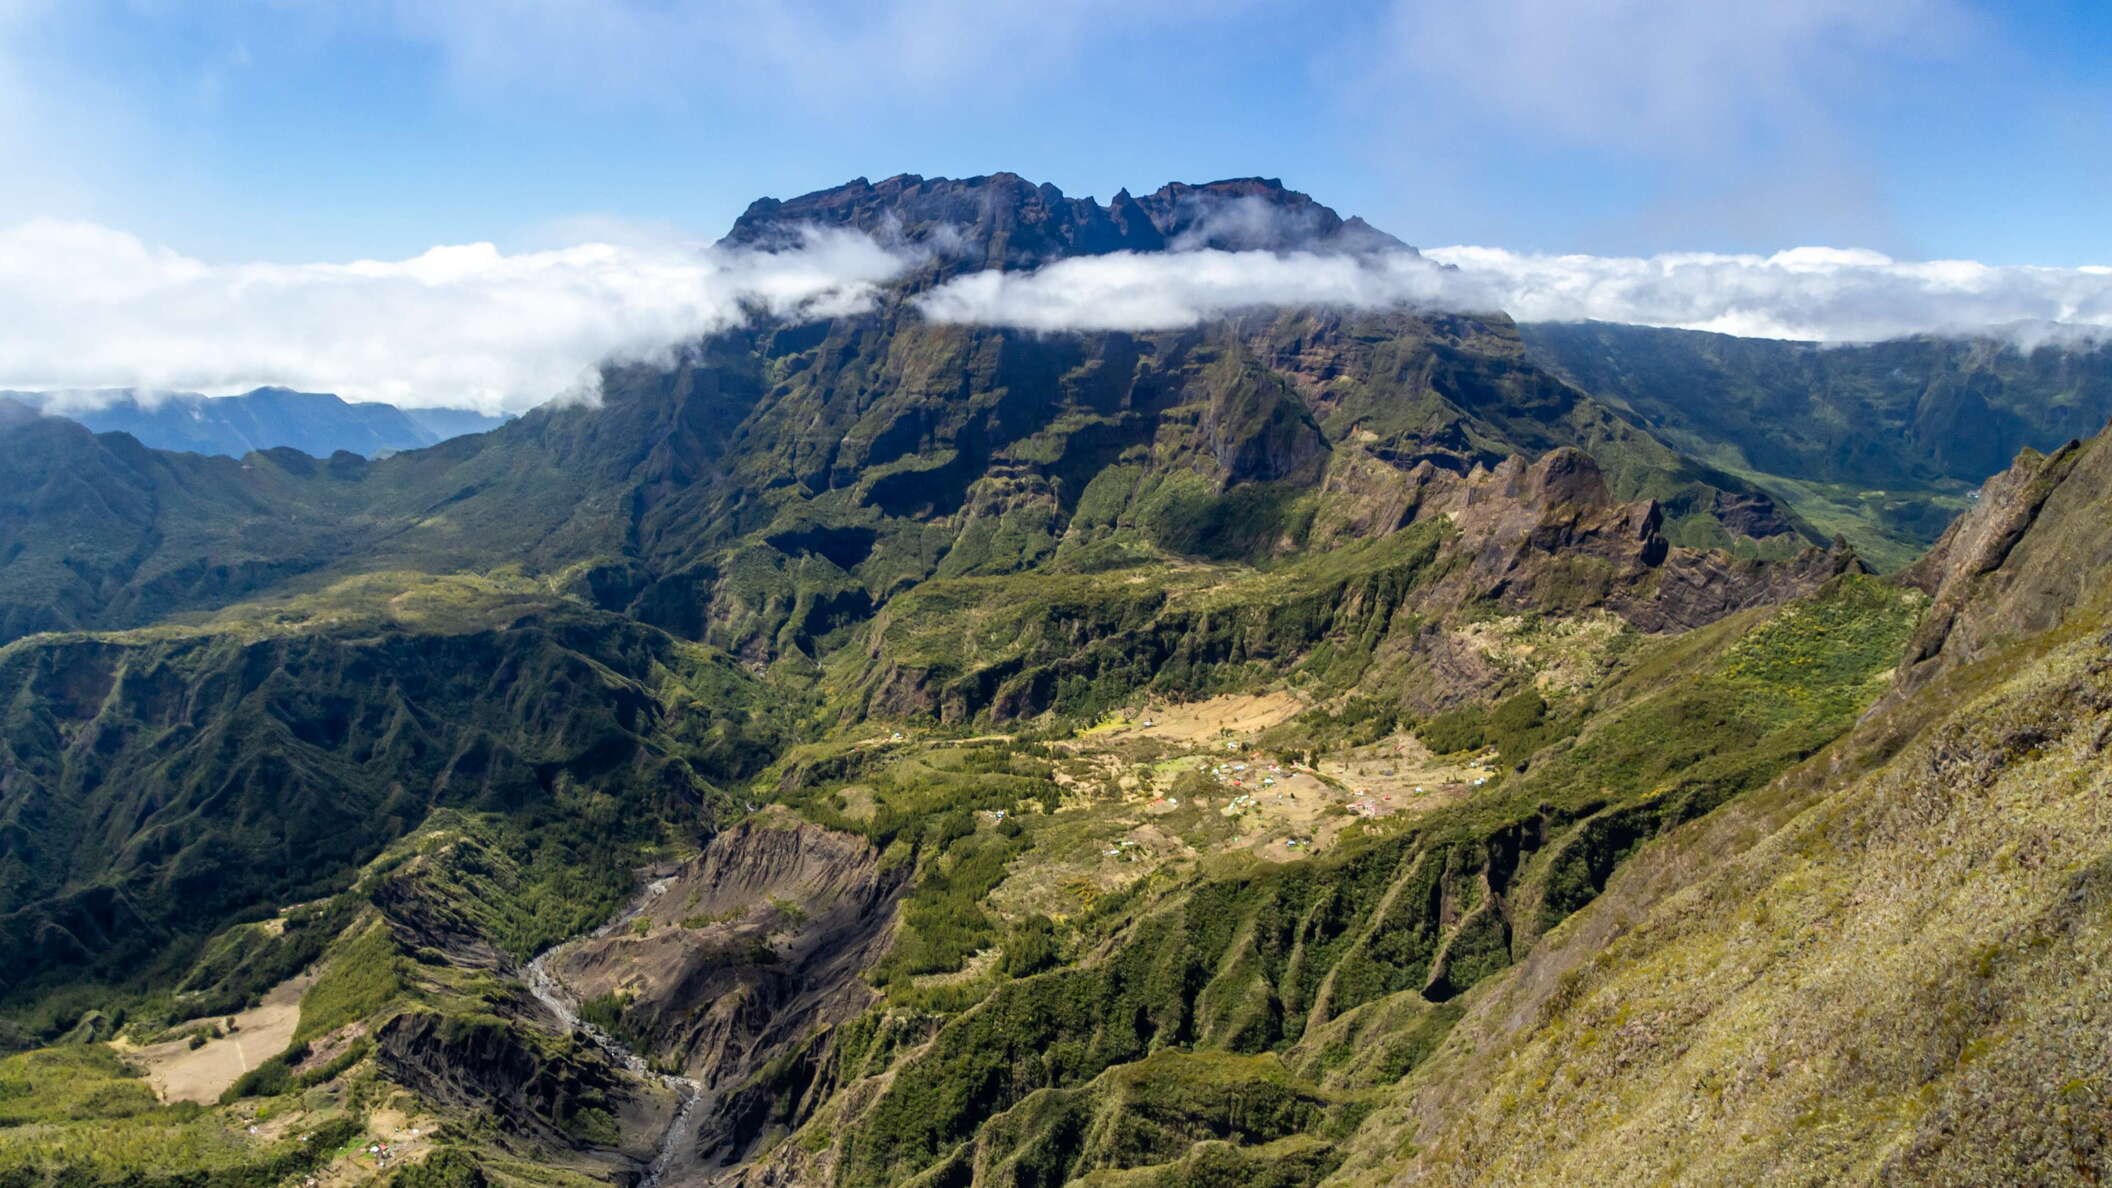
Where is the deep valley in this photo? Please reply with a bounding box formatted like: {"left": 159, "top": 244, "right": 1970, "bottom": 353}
{"left": 3, "top": 174, "right": 2110, "bottom": 1187}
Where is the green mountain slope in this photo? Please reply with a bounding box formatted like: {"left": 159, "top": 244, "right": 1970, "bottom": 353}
{"left": 0, "top": 181, "right": 1832, "bottom": 655}
{"left": 1320, "top": 423, "right": 2112, "bottom": 1185}
{"left": 1522, "top": 320, "right": 2112, "bottom": 567}
{"left": 0, "top": 576, "right": 782, "bottom": 1036}
{"left": 709, "top": 573, "right": 1916, "bottom": 1187}
{"left": 0, "top": 415, "right": 374, "bottom": 639}
{"left": 4, "top": 175, "right": 2112, "bottom": 1187}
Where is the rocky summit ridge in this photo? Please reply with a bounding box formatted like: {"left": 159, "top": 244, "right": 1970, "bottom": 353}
{"left": 721, "top": 172, "right": 1409, "bottom": 271}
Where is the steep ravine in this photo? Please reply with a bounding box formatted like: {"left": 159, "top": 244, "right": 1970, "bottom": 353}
{"left": 524, "top": 874, "right": 707, "bottom": 1187}
{"left": 522, "top": 817, "right": 904, "bottom": 1185}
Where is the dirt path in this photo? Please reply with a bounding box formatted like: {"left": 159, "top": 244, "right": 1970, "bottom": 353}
{"left": 123, "top": 970, "right": 316, "bottom": 1104}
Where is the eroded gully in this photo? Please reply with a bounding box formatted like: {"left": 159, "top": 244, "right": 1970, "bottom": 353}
{"left": 523, "top": 875, "right": 704, "bottom": 1188}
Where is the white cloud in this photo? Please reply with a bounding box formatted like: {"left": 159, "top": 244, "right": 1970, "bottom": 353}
{"left": 0, "top": 220, "right": 910, "bottom": 412}
{"left": 9, "top": 220, "right": 2111, "bottom": 416}
{"left": 915, "top": 249, "right": 1471, "bottom": 332}
{"left": 1421, "top": 245, "right": 2112, "bottom": 342}
{"left": 916, "top": 243, "right": 2112, "bottom": 344}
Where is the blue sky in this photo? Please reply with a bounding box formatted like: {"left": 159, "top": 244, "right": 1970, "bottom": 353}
{"left": 3, "top": 1, "right": 2110, "bottom": 409}
{"left": 5, "top": 0, "right": 2108, "bottom": 266}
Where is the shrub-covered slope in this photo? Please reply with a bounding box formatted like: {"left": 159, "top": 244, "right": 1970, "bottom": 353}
{"left": 1322, "top": 429, "right": 2112, "bottom": 1185}
{"left": 704, "top": 575, "right": 1916, "bottom": 1187}
{"left": 0, "top": 577, "right": 780, "bottom": 1029}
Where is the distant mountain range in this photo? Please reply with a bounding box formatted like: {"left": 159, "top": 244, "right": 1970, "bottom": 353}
{"left": 1519, "top": 321, "right": 2112, "bottom": 568}
{"left": 0, "top": 386, "right": 511, "bottom": 458}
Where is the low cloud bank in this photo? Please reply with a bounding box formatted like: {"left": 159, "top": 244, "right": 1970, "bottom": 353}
{"left": 0, "top": 219, "right": 908, "bottom": 413}
{"left": 918, "top": 244, "right": 2112, "bottom": 344}
{"left": 915, "top": 249, "right": 1461, "bottom": 332}
{"left": 1423, "top": 246, "right": 2112, "bottom": 343}
{"left": 6, "top": 220, "right": 2111, "bottom": 416}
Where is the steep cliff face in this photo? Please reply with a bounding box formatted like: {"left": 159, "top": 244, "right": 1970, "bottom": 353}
{"left": 1416, "top": 446, "right": 1854, "bottom": 633}
{"left": 1894, "top": 431, "right": 2112, "bottom": 694}
{"left": 548, "top": 817, "right": 903, "bottom": 1171}
{"left": 843, "top": 446, "right": 1851, "bottom": 723}
{"left": 375, "top": 1009, "right": 677, "bottom": 1169}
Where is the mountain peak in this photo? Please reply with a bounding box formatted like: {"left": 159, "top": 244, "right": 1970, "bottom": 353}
{"left": 719, "top": 172, "right": 1409, "bottom": 270}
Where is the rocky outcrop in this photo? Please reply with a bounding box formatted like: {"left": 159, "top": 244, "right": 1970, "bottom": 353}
{"left": 1434, "top": 448, "right": 1667, "bottom": 594}
{"left": 1624, "top": 541, "right": 1862, "bottom": 633}
{"left": 1428, "top": 448, "right": 1860, "bottom": 633}
{"left": 1708, "top": 488, "right": 1801, "bottom": 541}
{"left": 1894, "top": 430, "right": 2111, "bottom": 694}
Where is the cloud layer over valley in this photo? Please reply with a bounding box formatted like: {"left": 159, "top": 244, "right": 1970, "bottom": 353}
{"left": 1421, "top": 246, "right": 2112, "bottom": 343}
{"left": 0, "top": 219, "right": 908, "bottom": 413}
{"left": 4, "top": 218, "right": 2109, "bottom": 414}
{"left": 916, "top": 244, "right": 2112, "bottom": 343}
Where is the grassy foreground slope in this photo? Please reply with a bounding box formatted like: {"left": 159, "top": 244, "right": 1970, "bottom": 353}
{"left": 1325, "top": 429, "right": 2112, "bottom": 1185}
